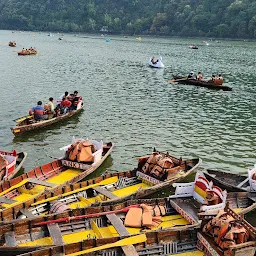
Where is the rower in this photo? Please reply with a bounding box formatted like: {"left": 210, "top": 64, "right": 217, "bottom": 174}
{"left": 216, "top": 74, "right": 223, "bottom": 85}
{"left": 196, "top": 72, "right": 203, "bottom": 80}
{"left": 187, "top": 71, "right": 194, "bottom": 79}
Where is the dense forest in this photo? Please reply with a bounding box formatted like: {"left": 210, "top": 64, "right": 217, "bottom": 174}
{"left": 0, "top": 0, "right": 256, "bottom": 39}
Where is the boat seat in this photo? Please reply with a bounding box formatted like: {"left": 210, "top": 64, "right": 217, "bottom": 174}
{"left": 19, "top": 209, "right": 35, "bottom": 218}
{"left": 27, "top": 178, "right": 56, "bottom": 187}
{"left": 93, "top": 187, "right": 118, "bottom": 199}
{"left": 106, "top": 214, "right": 139, "bottom": 256}
{"left": 5, "top": 231, "right": 17, "bottom": 246}
{"left": 0, "top": 197, "right": 16, "bottom": 204}
{"left": 47, "top": 223, "right": 64, "bottom": 246}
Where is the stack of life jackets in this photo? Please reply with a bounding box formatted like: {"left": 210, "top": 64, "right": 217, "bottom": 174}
{"left": 0, "top": 155, "right": 8, "bottom": 171}
{"left": 203, "top": 210, "right": 249, "bottom": 256}
{"left": 141, "top": 152, "right": 177, "bottom": 181}
{"left": 66, "top": 140, "right": 97, "bottom": 163}
{"left": 124, "top": 204, "right": 166, "bottom": 228}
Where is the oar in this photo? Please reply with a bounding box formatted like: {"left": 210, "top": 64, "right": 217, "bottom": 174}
{"left": 66, "top": 234, "right": 147, "bottom": 256}
{"left": 33, "top": 204, "right": 139, "bottom": 226}
{"left": 14, "top": 115, "right": 33, "bottom": 122}
{"left": 168, "top": 77, "right": 190, "bottom": 83}
{"left": 31, "top": 176, "right": 118, "bottom": 206}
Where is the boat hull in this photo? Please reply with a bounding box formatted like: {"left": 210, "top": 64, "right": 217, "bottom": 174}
{"left": 173, "top": 75, "right": 232, "bottom": 91}
{"left": 11, "top": 107, "right": 84, "bottom": 135}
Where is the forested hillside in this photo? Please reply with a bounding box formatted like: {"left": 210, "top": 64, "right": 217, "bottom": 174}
{"left": 0, "top": 0, "right": 256, "bottom": 39}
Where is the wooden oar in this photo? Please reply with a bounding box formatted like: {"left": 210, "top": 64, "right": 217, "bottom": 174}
{"left": 13, "top": 115, "right": 33, "bottom": 122}
{"left": 168, "top": 77, "right": 193, "bottom": 83}
{"left": 66, "top": 234, "right": 147, "bottom": 256}
{"left": 33, "top": 204, "right": 139, "bottom": 226}
{"left": 31, "top": 176, "right": 118, "bottom": 206}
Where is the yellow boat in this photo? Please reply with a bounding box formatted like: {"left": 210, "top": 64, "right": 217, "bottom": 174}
{"left": 0, "top": 151, "right": 201, "bottom": 223}
{"left": 0, "top": 197, "right": 201, "bottom": 255}
{"left": 0, "top": 141, "right": 113, "bottom": 215}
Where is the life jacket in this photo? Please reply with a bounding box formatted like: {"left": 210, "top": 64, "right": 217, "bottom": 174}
{"left": 44, "top": 104, "right": 51, "bottom": 114}
{"left": 0, "top": 155, "right": 8, "bottom": 171}
{"left": 150, "top": 157, "right": 174, "bottom": 180}
{"left": 218, "top": 224, "right": 249, "bottom": 255}
{"left": 141, "top": 152, "right": 161, "bottom": 174}
{"left": 67, "top": 141, "right": 97, "bottom": 163}
{"left": 124, "top": 204, "right": 166, "bottom": 228}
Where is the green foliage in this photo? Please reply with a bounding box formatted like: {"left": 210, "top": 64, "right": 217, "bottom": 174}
{"left": 0, "top": 0, "right": 255, "bottom": 38}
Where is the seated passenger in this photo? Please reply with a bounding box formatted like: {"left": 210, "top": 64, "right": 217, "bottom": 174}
{"left": 29, "top": 101, "right": 47, "bottom": 121}
{"left": 60, "top": 97, "right": 72, "bottom": 114}
{"left": 216, "top": 74, "right": 223, "bottom": 85}
{"left": 44, "top": 97, "right": 55, "bottom": 119}
{"left": 71, "top": 90, "right": 82, "bottom": 110}
{"left": 209, "top": 74, "right": 216, "bottom": 83}
{"left": 196, "top": 72, "right": 203, "bottom": 80}
{"left": 187, "top": 71, "right": 194, "bottom": 79}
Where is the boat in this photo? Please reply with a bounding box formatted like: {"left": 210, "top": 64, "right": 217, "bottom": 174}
{"left": 171, "top": 75, "right": 232, "bottom": 91}
{"left": 169, "top": 172, "right": 256, "bottom": 221}
{"left": 189, "top": 45, "right": 198, "bottom": 49}
{"left": 203, "top": 165, "right": 256, "bottom": 193}
{"left": 58, "top": 37, "right": 63, "bottom": 40}
{"left": 0, "top": 150, "right": 200, "bottom": 223}
{"left": 17, "top": 51, "right": 37, "bottom": 56}
{"left": 0, "top": 150, "right": 27, "bottom": 182}
{"left": 136, "top": 37, "right": 141, "bottom": 41}
{"left": 197, "top": 205, "right": 256, "bottom": 256}
{"left": 8, "top": 41, "right": 16, "bottom": 47}
{"left": 11, "top": 102, "right": 84, "bottom": 135}
{"left": 0, "top": 197, "right": 200, "bottom": 255}
{"left": 0, "top": 139, "right": 113, "bottom": 216}
{"left": 149, "top": 56, "right": 164, "bottom": 68}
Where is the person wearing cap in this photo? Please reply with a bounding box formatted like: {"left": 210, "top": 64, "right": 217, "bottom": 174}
{"left": 187, "top": 71, "right": 194, "bottom": 79}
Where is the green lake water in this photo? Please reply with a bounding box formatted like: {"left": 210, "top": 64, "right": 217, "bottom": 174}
{"left": 0, "top": 30, "right": 255, "bottom": 173}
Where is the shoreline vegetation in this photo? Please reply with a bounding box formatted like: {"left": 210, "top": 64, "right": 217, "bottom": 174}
{"left": 0, "top": 0, "right": 256, "bottom": 40}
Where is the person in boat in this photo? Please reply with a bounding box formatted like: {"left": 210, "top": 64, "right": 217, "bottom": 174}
{"left": 209, "top": 74, "right": 216, "bottom": 83}
{"left": 59, "top": 91, "right": 69, "bottom": 101}
{"left": 60, "top": 97, "right": 72, "bottom": 114}
{"left": 29, "top": 101, "right": 48, "bottom": 121}
{"left": 187, "top": 71, "right": 194, "bottom": 79}
{"left": 44, "top": 97, "right": 55, "bottom": 119}
{"left": 21, "top": 48, "right": 26, "bottom": 53}
{"left": 151, "top": 56, "right": 156, "bottom": 64}
{"left": 216, "top": 74, "right": 223, "bottom": 85}
{"left": 196, "top": 72, "right": 203, "bottom": 80}
{"left": 71, "top": 90, "right": 82, "bottom": 110}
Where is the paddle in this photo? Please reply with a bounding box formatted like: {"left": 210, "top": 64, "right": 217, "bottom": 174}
{"left": 31, "top": 176, "right": 118, "bottom": 206}
{"left": 33, "top": 204, "right": 139, "bottom": 226}
{"left": 168, "top": 77, "right": 192, "bottom": 83}
{"left": 66, "top": 234, "right": 147, "bottom": 256}
{"left": 14, "top": 115, "right": 33, "bottom": 122}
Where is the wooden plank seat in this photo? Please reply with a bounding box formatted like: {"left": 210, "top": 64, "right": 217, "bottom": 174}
{"left": 5, "top": 231, "right": 17, "bottom": 246}
{"left": 0, "top": 197, "right": 16, "bottom": 204}
{"left": 169, "top": 198, "right": 200, "bottom": 224}
{"left": 19, "top": 209, "right": 35, "bottom": 218}
{"left": 106, "top": 214, "right": 139, "bottom": 256}
{"left": 27, "top": 178, "right": 56, "bottom": 188}
{"left": 93, "top": 187, "right": 118, "bottom": 199}
{"left": 47, "top": 223, "right": 64, "bottom": 246}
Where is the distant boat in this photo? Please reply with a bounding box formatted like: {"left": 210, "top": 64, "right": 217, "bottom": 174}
{"left": 9, "top": 41, "right": 16, "bottom": 47}
{"left": 106, "top": 38, "right": 110, "bottom": 42}
{"left": 189, "top": 45, "right": 198, "bottom": 49}
{"left": 136, "top": 37, "right": 142, "bottom": 41}
{"left": 149, "top": 56, "right": 164, "bottom": 68}
{"left": 58, "top": 37, "right": 63, "bottom": 40}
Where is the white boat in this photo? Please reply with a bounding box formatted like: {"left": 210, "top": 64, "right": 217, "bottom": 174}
{"left": 149, "top": 56, "right": 164, "bottom": 68}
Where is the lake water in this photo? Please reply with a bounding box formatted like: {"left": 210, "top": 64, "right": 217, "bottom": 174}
{"left": 0, "top": 30, "right": 255, "bottom": 173}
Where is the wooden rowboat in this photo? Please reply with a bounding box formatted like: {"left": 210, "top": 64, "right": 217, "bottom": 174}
{"left": 0, "top": 151, "right": 200, "bottom": 223}
{"left": 0, "top": 141, "right": 113, "bottom": 216}
{"left": 9, "top": 41, "right": 16, "bottom": 47}
{"left": 203, "top": 169, "right": 250, "bottom": 192}
{"left": 171, "top": 75, "right": 232, "bottom": 91}
{"left": 0, "top": 197, "right": 200, "bottom": 255}
{"left": 11, "top": 105, "right": 83, "bottom": 135}
{"left": 0, "top": 150, "right": 27, "bottom": 182}
{"left": 17, "top": 51, "right": 37, "bottom": 56}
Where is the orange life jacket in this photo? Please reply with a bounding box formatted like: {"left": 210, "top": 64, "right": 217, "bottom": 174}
{"left": 150, "top": 157, "right": 174, "bottom": 180}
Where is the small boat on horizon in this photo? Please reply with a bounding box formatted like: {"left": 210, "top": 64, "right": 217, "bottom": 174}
{"left": 189, "top": 44, "right": 198, "bottom": 49}
{"left": 8, "top": 41, "right": 16, "bottom": 47}
{"left": 149, "top": 56, "right": 164, "bottom": 68}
